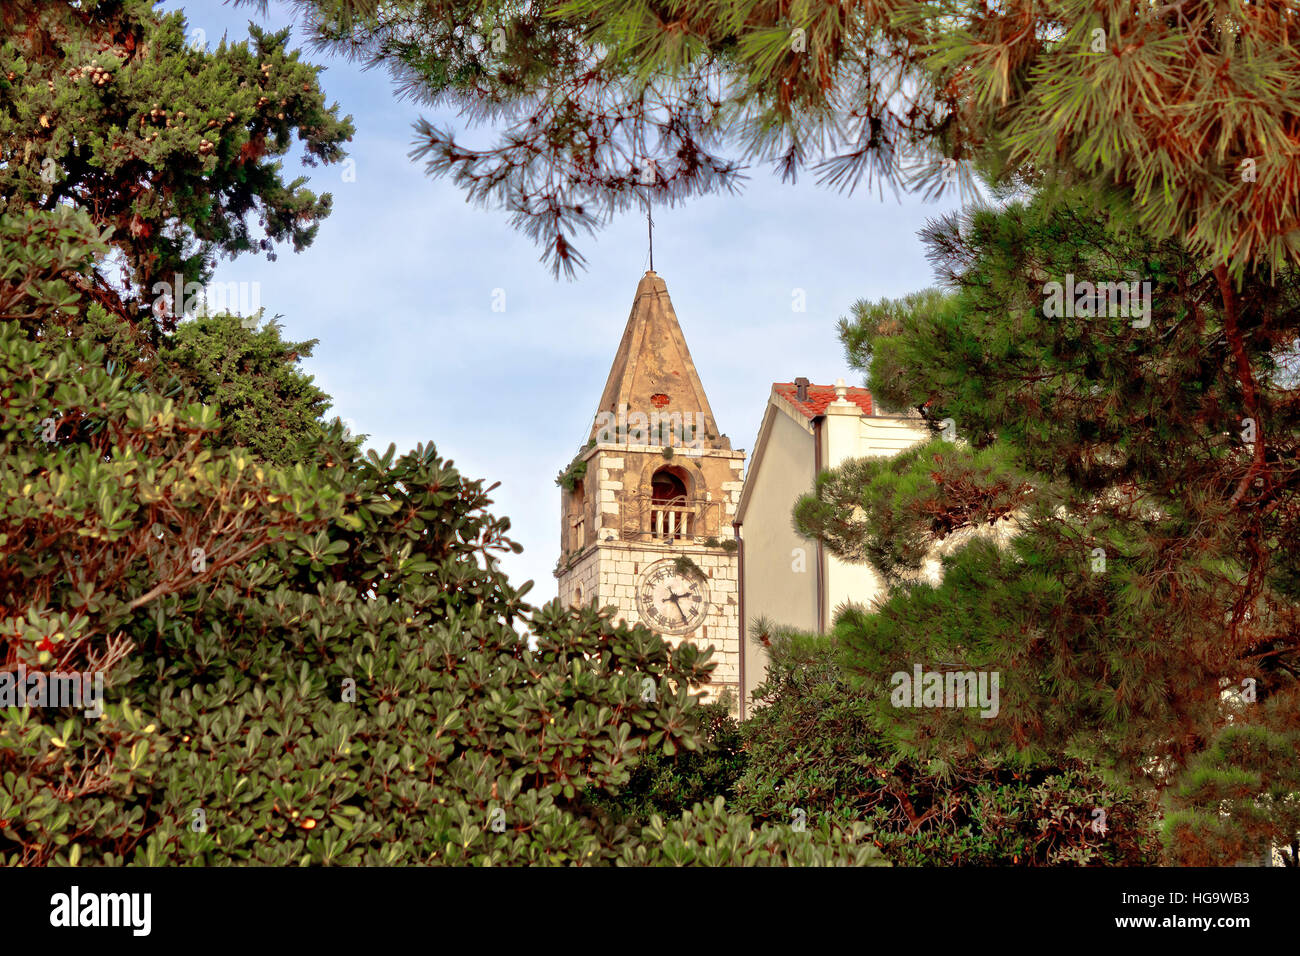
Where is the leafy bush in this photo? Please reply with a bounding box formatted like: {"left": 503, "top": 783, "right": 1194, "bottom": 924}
{"left": 734, "top": 629, "right": 1161, "bottom": 866}
{"left": 587, "top": 700, "right": 746, "bottom": 829}
{"left": 615, "top": 797, "right": 880, "bottom": 867}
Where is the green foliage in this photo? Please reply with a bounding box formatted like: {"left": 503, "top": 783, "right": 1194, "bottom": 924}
{"left": 809, "top": 182, "right": 1300, "bottom": 777}
{"left": 794, "top": 440, "right": 1033, "bottom": 586}
{"left": 837, "top": 288, "right": 954, "bottom": 412}
{"left": 701, "top": 536, "right": 738, "bottom": 553}
{"left": 1163, "top": 692, "right": 1300, "bottom": 866}
{"left": 586, "top": 701, "right": 746, "bottom": 829}
{"left": 671, "top": 555, "right": 703, "bottom": 579}
{"left": 0, "top": 207, "right": 109, "bottom": 324}
{"left": 157, "top": 314, "right": 335, "bottom": 466}
{"left": 0, "top": 0, "right": 353, "bottom": 326}
{"left": 554, "top": 441, "right": 592, "bottom": 492}
{"left": 0, "top": 321, "right": 340, "bottom": 678}
{"left": 793, "top": 178, "right": 1300, "bottom": 862}
{"left": 615, "top": 797, "right": 882, "bottom": 867}
{"left": 289, "top": 0, "right": 1300, "bottom": 277}
{"left": 735, "top": 629, "right": 1161, "bottom": 866}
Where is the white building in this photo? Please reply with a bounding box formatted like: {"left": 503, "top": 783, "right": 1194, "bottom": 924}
{"left": 733, "top": 378, "right": 931, "bottom": 717}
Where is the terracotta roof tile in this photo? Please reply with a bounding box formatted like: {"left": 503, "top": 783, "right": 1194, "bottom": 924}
{"left": 772, "top": 382, "right": 873, "bottom": 418}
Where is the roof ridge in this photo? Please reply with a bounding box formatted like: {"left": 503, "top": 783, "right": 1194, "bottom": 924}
{"left": 771, "top": 381, "right": 874, "bottom": 419}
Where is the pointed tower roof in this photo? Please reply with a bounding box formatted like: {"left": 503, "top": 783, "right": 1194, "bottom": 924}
{"left": 589, "top": 271, "right": 727, "bottom": 447}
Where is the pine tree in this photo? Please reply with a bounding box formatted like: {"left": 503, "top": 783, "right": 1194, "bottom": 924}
{"left": 794, "top": 180, "right": 1300, "bottom": 863}
{"left": 285, "top": 0, "right": 1300, "bottom": 278}
{"left": 1, "top": 0, "right": 353, "bottom": 335}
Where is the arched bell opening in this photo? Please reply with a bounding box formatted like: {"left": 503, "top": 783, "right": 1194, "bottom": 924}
{"left": 650, "top": 466, "right": 692, "bottom": 540}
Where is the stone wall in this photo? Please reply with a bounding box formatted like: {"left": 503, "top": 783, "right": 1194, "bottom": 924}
{"left": 557, "top": 437, "right": 746, "bottom": 713}
{"left": 592, "top": 540, "right": 740, "bottom": 710}
{"left": 557, "top": 547, "right": 599, "bottom": 610}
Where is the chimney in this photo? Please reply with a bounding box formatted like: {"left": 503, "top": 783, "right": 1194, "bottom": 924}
{"left": 794, "top": 376, "right": 809, "bottom": 403}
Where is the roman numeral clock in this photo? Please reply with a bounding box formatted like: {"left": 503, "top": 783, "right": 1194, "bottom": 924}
{"left": 637, "top": 560, "right": 709, "bottom": 634}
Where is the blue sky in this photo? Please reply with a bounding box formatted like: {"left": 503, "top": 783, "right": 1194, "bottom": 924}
{"left": 166, "top": 0, "right": 965, "bottom": 601}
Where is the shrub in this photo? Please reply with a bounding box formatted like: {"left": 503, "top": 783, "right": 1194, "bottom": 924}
{"left": 734, "top": 629, "right": 1161, "bottom": 866}
{"left": 587, "top": 700, "right": 746, "bottom": 829}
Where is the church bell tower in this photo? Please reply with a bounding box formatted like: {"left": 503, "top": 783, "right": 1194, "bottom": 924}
{"left": 555, "top": 271, "right": 745, "bottom": 709}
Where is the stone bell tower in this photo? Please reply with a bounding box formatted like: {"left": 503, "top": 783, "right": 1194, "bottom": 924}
{"left": 555, "top": 271, "right": 745, "bottom": 708}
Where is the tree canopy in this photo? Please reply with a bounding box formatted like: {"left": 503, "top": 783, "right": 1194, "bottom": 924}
{"left": 794, "top": 179, "right": 1300, "bottom": 863}
{"left": 283, "top": 0, "right": 1300, "bottom": 277}
{"left": 2, "top": 0, "right": 353, "bottom": 335}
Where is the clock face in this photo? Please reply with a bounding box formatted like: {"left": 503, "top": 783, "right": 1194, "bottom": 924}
{"left": 637, "top": 561, "right": 710, "bottom": 635}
